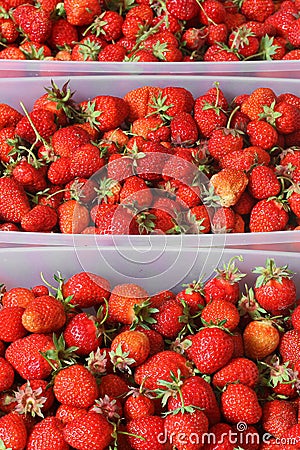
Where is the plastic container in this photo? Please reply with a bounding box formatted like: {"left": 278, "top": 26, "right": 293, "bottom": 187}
{"left": 0, "top": 246, "right": 299, "bottom": 294}
{"left": 0, "top": 74, "right": 299, "bottom": 250}
{"left": 0, "top": 60, "right": 300, "bottom": 79}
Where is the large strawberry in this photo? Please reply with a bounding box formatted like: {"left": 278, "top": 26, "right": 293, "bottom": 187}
{"left": 0, "top": 412, "right": 27, "bottom": 450}
{"left": 221, "top": 384, "right": 262, "bottom": 424}
{"left": 13, "top": 4, "right": 52, "bottom": 43}
{"left": 62, "top": 271, "right": 110, "bottom": 309}
{"left": 80, "top": 95, "right": 129, "bottom": 132}
{"left": 165, "top": 410, "right": 209, "bottom": 450}
{"left": 26, "top": 417, "right": 68, "bottom": 450}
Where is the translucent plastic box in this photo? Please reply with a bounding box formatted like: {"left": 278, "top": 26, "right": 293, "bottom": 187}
{"left": 0, "top": 247, "right": 299, "bottom": 294}
{"left": 0, "top": 60, "right": 299, "bottom": 79}
{"left": 0, "top": 74, "right": 299, "bottom": 251}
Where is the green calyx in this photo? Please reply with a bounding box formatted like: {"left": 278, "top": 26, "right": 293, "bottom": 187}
{"left": 253, "top": 258, "right": 294, "bottom": 287}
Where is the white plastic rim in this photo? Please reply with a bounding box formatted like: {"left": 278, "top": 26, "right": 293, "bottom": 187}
{"left": 0, "top": 247, "right": 299, "bottom": 294}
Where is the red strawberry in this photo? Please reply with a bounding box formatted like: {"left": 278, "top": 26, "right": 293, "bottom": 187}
{"left": 57, "top": 199, "right": 90, "bottom": 234}
{"left": 47, "top": 157, "right": 73, "bottom": 186}
{"left": 244, "top": 319, "right": 280, "bottom": 359}
{"left": 52, "top": 125, "right": 91, "bottom": 158}
{"left": 166, "top": 0, "right": 199, "bottom": 20}
{"left": 62, "top": 271, "right": 110, "bottom": 309}
{"left": 208, "top": 128, "right": 244, "bottom": 161}
{"left": 81, "top": 95, "right": 129, "bottom": 132}
{"left": 21, "top": 205, "right": 57, "bottom": 232}
{"left": 221, "top": 384, "right": 262, "bottom": 424}
{"left": 70, "top": 143, "right": 104, "bottom": 178}
{"left": 54, "top": 364, "right": 98, "bottom": 408}
{"left": 253, "top": 258, "right": 296, "bottom": 314}
{"left": 49, "top": 19, "right": 78, "bottom": 50}
{"left": 151, "top": 298, "right": 186, "bottom": 339}
{"left": 280, "top": 329, "right": 300, "bottom": 366}
{"left": 0, "top": 177, "right": 31, "bottom": 223}
{"left": 12, "top": 160, "right": 47, "bottom": 193}
{"left": 63, "top": 311, "right": 102, "bottom": 356}
{"left": 134, "top": 350, "right": 191, "bottom": 390}
{"left": 16, "top": 108, "right": 57, "bottom": 144}
{"left": 201, "top": 299, "right": 240, "bottom": 331}
{"left": 199, "top": 0, "right": 226, "bottom": 24}
{"left": 194, "top": 95, "right": 227, "bottom": 138}
{"left": 0, "top": 412, "right": 27, "bottom": 450}
{"left": 119, "top": 176, "right": 153, "bottom": 208}
{"left": 108, "top": 283, "right": 149, "bottom": 325}
{"left": 240, "top": 0, "right": 274, "bottom": 21}
{"left": 0, "top": 306, "right": 27, "bottom": 342}
{"left": 248, "top": 165, "right": 281, "bottom": 199}
{"left": 127, "top": 416, "right": 165, "bottom": 450}
{"left": 165, "top": 410, "right": 209, "bottom": 450}
{"left": 63, "top": 411, "right": 113, "bottom": 450}
{"left": 13, "top": 4, "right": 52, "bottom": 43}
{"left": 2, "top": 287, "right": 35, "bottom": 308}
{"left": 170, "top": 112, "right": 199, "bottom": 145}
{"left": 187, "top": 327, "right": 234, "bottom": 374}
{"left": 247, "top": 120, "right": 278, "bottom": 150}
{"left": 22, "top": 294, "right": 66, "bottom": 333}
{"left": 98, "top": 43, "right": 127, "bottom": 61}
{"left": 249, "top": 199, "right": 289, "bottom": 232}
{"left": 26, "top": 417, "right": 68, "bottom": 450}
{"left": 5, "top": 333, "right": 55, "bottom": 380}
{"left": 0, "top": 357, "right": 14, "bottom": 391}
{"left": 213, "top": 357, "right": 259, "bottom": 388}
{"left": 204, "top": 257, "right": 245, "bottom": 304}
{"left": 168, "top": 375, "right": 221, "bottom": 426}
{"left": 110, "top": 330, "right": 150, "bottom": 370}
{"left": 262, "top": 399, "right": 297, "bottom": 439}
{"left": 241, "top": 87, "right": 277, "bottom": 120}
{"left": 64, "top": 0, "right": 100, "bottom": 26}
{"left": 98, "top": 373, "right": 129, "bottom": 399}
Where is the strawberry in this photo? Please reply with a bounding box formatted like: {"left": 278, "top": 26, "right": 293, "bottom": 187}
{"left": 208, "top": 128, "right": 244, "bottom": 161}
{"left": 131, "top": 115, "right": 164, "bottom": 140}
{"left": 63, "top": 312, "right": 102, "bottom": 356}
{"left": 64, "top": 0, "right": 100, "bottom": 26}
{"left": 98, "top": 373, "right": 129, "bottom": 399}
{"left": 2, "top": 287, "right": 35, "bottom": 308}
{"left": 5, "top": 333, "right": 55, "bottom": 379}
{"left": 70, "top": 143, "right": 105, "bottom": 178}
{"left": 108, "top": 283, "right": 149, "bottom": 325}
{"left": 49, "top": 19, "right": 78, "bottom": 50}
{"left": 165, "top": 410, "right": 209, "bottom": 450}
{"left": 287, "top": 190, "right": 300, "bottom": 218}
{"left": 194, "top": 94, "right": 227, "bottom": 138}
{"left": 167, "top": 375, "right": 221, "bottom": 426}
{"left": 86, "top": 10, "right": 124, "bottom": 42}
{"left": 253, "top": 258, "right": 296, "bottom": 315}
{"left": 188, "top": 205, "right": 211, "bottom": 234}
{"left": 47, "top": 157, "right": 73, "bottom": 186}
{"left": 94, "top": 203, "right": 138, "bottom": 234}
{"left": 53, "top": 364, "right": 98, "bottom": 408}
{"left": 201, "top": 299, "right": 240, "bottom": 331}
{"left": 13, "top": 5, "right": 52, "bottom": 43}
{"left": 123, "top": 86, "right": 163, "bottom": 122}
{"left": 134, "top": 350, "right": 191, "bottom": 390}
{"left": 280, "top": 329, "right": 300, "bottom": 366}
{"left": 0, "top": 412, "right": 27, "bottom": 450}
{"left": 0, "top": 18, "right": 18, "bottom": 43}
{"left": 0, "top": 357, "right": 14, "bottom": 391}
{"left": 57, "top": 199, "right": 90, "bottom": 234}
{"left": 247, "top": 120, "right": 278, "bottom": 150}
{"left": 176, "top": 280, "right": 205, "bottom": 315}
{"left": 0, "top": 306, "right": 27, "bottom": 342}
{"left": 64, "top": 178, "right": 97, "bottom": 204}
{"left": 21, "top": 205, "right": 58, "bottom": 232}
{"left": 56, "top": 405, "right": 88, "bottom": 424}
{"left": 97, "top": 43, "right": 126, "bottom": 61}
{"left": 210, "top": 168, "right": 248, "bottom": 207}
{"left": 0, "top": 127, "right": 16, "bottom": 163}
{"left": 166, "top": 0, "right": 199, "bottom": 20}
{"left": 12, "top": 160, "right": 47, "bottom": 193}
{"left": 0, "top": 177, "right": 31, "bottom": 223}
{"left": 21, "top": 295, "right": 66, "bottom": 333}
{"left": 229, "top": 25, "right": 260, "bottom": 58}
{"left": 110, "top": 330, "right": 150, "bottom": 370}
{"left": 63, "top": 411, "right": 113, "bottom": 450}
{"left": 207, "top": 23, "right": 228, "bottom": 46}
{"left": 124, "top": 391, "right": 155, "bottom": 421}
{"left": 262, "top": 399, "right": 297, "bottom": 439}
{"left": 212, "top": 206, "right": 236, "bottom": 233}
{"left": 249, "top": 198, "right": 289, "bottom": 232}
{"left": 273, "top": 101, "right": 300, "bottom": 135}
{"left": 107, "top": 154, "right": 134, "bottom": 181}
{"left": 221, "top": 384, "right": 262, "bottom": 424}
{"left": 187, "top": 327, "right": 234, "bottom": 374}
{"left": 119, "top": 176, "right": 153, "bottom": 208}
{"left": 204, "top": 44, "right": 240, "bottom": 62}
{"left": 204, "top": 257, "right": 244, "bottom": 304}
{"left": 52, "top": 125, "right": 91, "bottom": 158}
{"left": 170, "top": 112, "right": 199, "bottom": 145}
{"left": 81, "top": 95, "right": 129, "bottom": 132}
{"left": 151, "top": 298, "right": 189, "bottom": 339}
{"left": 248, "top": 165, "right": 281, "bottom": 199}
{"left": 0, "top": 46, "right": 26, "bottom": 60}
{"left": 283, "top": 49, "right": 300, "bottom": 60}
{"left": 127, "top": 416, "right": 165, "bottom": 450}
{"left": 62, "top": 271, "right": 110, "bottom": 309}
{"left": 26, "top": 417, "right": 68, "bottom": 450}
{"left": 241, "top": 87, "right": 277, "bottom": 120}
{"left": 243, "top": 319, "right": 280, "bottom": 359}
{"left": 199, "top": 0, "right": 226, "bottom": 24}
{"left": 202, "top": 423, "right": 234, "bottom": 450}
{"left": 212, "top": 357, "right": 259, "bottom": 388}
{"left": 15, "top": 379, "right": 54, "bottom": 416}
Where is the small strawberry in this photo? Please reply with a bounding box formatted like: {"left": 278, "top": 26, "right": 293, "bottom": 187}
{"left": 64, "top": 0, "right": 100, "bottom": 26}
{"left": 213, "top": 357, "right": 259, "bottom": 388}
{"left": 110, "top": 330, "right": 150, "bottom": 371}
{"left": 53, "top": 364, "right": 98, "bottom": 408}
{"left": 201, "top": 299, "right": 240, "bottom": 331}
{"left": 108, "top": 283, "right": 149, "bottom": 325}
{"left": 127, "top": 415, "right": 165, "bottom": 450}
{"left": 26, "top": 416, "right": 68, "bottom": 450}
{"left": 210, "top": 168, "right": 248, "bottom": 207}
{"left": 247, "top": 119, "right": 279, "bottom": 150}
{"left": 194, "top": 93, "right": 228, "bottom": 138}
{"left": 221, "top": 384, "right": 262, "bottom": 424}
{"left": 70, "top": 142, "right": 104, "bottom": 178}
{"left": 5, "top": 333, "right": 55, "bottom": 380}
{"left": 170, "top": 111, "right": 199, "bottom": 145}
{"left": 49, "top": 18, "right": 78, "bottom": 50}
{"left": 98, "top": 43, "right": 127, "bottom": 61}
{"left": 2, "top": 287, "right": 35, "bottom": 308}
{"left": 187, "top": 326, "right": 234, "bottom": 374}
{"left": 57, "top": 199, "right": 90, "bottom": 234}
{"left": 248, "top": 165, "right": 281, "bottom": 199}
{"left": 64, "top": 311, "right": 103, "bottom": 356}
{"left": 0, "top": 177, "right": 30, "bottom": 223}
{"left": 207, "top": 127, "right": 244, "bottom": 161}
{"left": 0, "top": 306, "right": 27, "bottom": 342}
{"left": 47, "top": 157, "right": 73, "bottom": 186}
{"left": 249, "top": 198, "right": 289, "bottom": 232}
{"left": 241, "top": 87, "right": 277, "bottom": 120}
{"left": 21, "top": 295, "right": 66, "bottom": 333}
{"left": 243, "top": 319, "right": 280, "bottom": 359}
{"left": 134, "top": 350, "right": 191, "bottom": 390}
{"left": 80, "top": 95, "right": 129, "bottom": 132}
{"left": 253, "top": 258, "right": 296, "bottom": 315}
{"left": 204, "top": 256, "right": 245, "bottom": 304}
{"left": 0, "top": 412, "right": 27, "bottom": 450}
{"left": 119, "top": 176, "right": 153, "bottom": 208}
{"left": 21, "top": 205, "right": 58, "bottom": 232}
{"left": 52, "top": 125, "right": 91, "bottom": 158}
{"left": 176, "top": 279, "right": 206, "bottom": 315}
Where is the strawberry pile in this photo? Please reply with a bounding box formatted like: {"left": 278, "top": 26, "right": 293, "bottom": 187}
{"left": 0, "top": 256, "right": 299, "bottom": 449}
{"left": 1, "top": 81, "right": 300, "bottom": 235}
{"left": 1, "top": 0, "right": 300, "bottom": 61}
